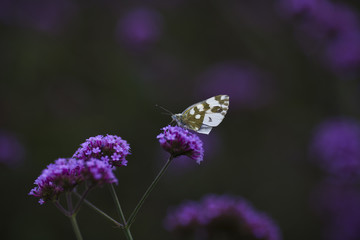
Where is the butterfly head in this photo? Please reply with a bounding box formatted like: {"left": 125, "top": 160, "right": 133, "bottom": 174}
{"left": 171, "top": 113, "right": 184, "bottom": 127}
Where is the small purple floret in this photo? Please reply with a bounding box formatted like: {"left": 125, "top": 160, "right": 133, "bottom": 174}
{"left": 157, "top": 126, "right": 204, "bottom": 164}
{"left": 73, "top": 134, "right": 130, "bottom": 167}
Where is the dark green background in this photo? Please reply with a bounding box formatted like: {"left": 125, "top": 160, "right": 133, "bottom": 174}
{"left": 1, "top": 1, "right": 360, "bottom": 239}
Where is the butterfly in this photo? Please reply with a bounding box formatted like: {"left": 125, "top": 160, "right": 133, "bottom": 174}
{"left": 171, "top": 95, "right": 229, "bottom": 134}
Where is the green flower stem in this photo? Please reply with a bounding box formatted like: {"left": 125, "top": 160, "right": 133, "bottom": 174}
{"left": 123, "top": 227, "right": 133, "bottom": 240}
{"left": 66, "top": 192, "right": 73, "bottom": 212}
{"left": 72, "top": 186, "right": 93, "bottom": 215}
{"left": 127, "top": 155, "right": 174, "bottom": 228}
{"left": 70, "top": 214, "right": 83, "bottom": 240}
{"left": 54, "top": 200, "right": 70, "bottom": 216}
{"left": 73, "top": 191, "right": 123, "bottom": 228}
{"left": 108, "top": 183, "right": 133, "bottom": 240}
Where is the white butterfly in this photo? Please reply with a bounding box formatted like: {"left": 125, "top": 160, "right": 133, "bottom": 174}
{"left": 171, "top": 95, "right": 229, "bottom": 134}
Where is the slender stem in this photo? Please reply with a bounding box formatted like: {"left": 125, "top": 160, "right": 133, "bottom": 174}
{"left": 73, "top": 191, "right": 123, "bottom": 228}
{"left": 66, "top": 192, "right": 73, "bottom": 212}
{"left": 123, "top": 227, "right": 133, "bottom": 240}
{"left": 108, "top": 183, "right": 128, "bottom": 224}
{"left": 108, "top": 183, "right": 133, "bottom": 240}
{"left": 127, "top": 155, "right": 174, "bottom": 227}
{"left": 54, "top": 200, "right": 70, "bottom": 217}
{"left": 70, "top": 215, "right": 83, "bottom": 240}
{"left": 72, "top": 186, "right": 93, "bottom": 215}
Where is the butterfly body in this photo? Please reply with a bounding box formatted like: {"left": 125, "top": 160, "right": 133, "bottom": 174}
{"left": 172, "top": 95, "right": 229, "bottom": 134}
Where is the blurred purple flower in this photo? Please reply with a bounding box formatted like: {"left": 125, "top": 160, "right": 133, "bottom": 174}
{"left": 165, "top": 194, "right": 282, "bottom": 240}
{"left": 279, "top": 0, "right": 360, "bottom": 76}
{"left": 13, "top": 0, "right": 77, "bottom": 34}
{"left": 278, "top": 0, "right": 322, "bottom": 17}
{"left": 73, "top": 134, "right": 131, "bottom": 167}
{"left": 223, "top": 0, "right": 280, "bottom": 33}
{"left": 116, "top": 7, "right": 163, "bottom": 51}
{"left": 0, "top": 130, "right": 25, "bottom": 168}
{"left": 29, "top": 158, "right": 83, "bottom": 205}
{"left": 196, "top": 62, "right": 274, "bottom": 109}
{"left": 310, "top": 118, "right": 360, "bottom": 179}
{"left": 311, "top": 179, "right": 360, "bottom": 240}
{"left": 157, "top": 125, "right": 204, "bottom": 163}
{"left": 325, "top": 31, "right": 360, "bottom": 74}
{"left": 0, "top": 0, "right": 15, "bottom": 24}
{"left": 165, "top": 200, "right": 204, "bottom": 236}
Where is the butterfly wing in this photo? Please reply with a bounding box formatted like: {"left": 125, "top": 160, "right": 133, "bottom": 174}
{"left": 180, "top": 95, "right": 229, "bottom": 134}
{"left": 201, "top": 95, "right": 229, "bottom": 127}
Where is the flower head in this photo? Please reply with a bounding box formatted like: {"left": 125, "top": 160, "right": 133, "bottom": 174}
{"left": 157, "top": 126, "right": 204, "bottom": 163}
{"left": 28, "top": 158, "right": 83, "bottom": 204}
{"left": 73, "top": 134, "right": 130, "bottom": 167}
{"left": 310, "top": 118, "right": 360, "bottom": 179}
{"left": 164, "top": 194, "right": 282, "bottom": 240}
{"left": 81, "top": 158, "right": 118, "bottom": 186}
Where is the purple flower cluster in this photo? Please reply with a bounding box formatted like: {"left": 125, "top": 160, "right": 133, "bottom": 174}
{"left": 279, "top": 0, "right": 360, "bottom": 75}
{"left": 29, "top": 158, "right": 83, "bottom": 205}
{"left": 157, "top": 126, "right": 204, "bottom": 164}
{"left": 310, "top": 118, "right": 360, "bottom": 179}
{"left": 29, "top": 158, "right": 119, "bottom": 205}
{"left": 73, "top": 134, "right": 130, "bottom": 167}
{"left": 30, "top": 134, "right": 130, "bottom": 204}
{"left": 165, "top": 194, "right": 282, "bottom": 240}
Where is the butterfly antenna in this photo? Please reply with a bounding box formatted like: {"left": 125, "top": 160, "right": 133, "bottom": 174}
{"left": 155, "top": 104, "right": 174, "bottom": 116}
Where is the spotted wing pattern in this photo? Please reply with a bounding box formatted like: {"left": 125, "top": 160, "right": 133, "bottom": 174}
{"left": 175, "top": 95, "right": 229, "bottom": 134}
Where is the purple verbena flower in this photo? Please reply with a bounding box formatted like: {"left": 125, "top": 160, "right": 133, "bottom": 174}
{"left": 157, "top": 126, "right": 204, "bottom": 164}
{"left": 310, "top": 118, "right": 360, "bottom": 179}
{"left": 73, "top": 134, "right": 130, "bottom": 167}
{"left": 81, "top": 158, "right": 118, "bottom": 186}
{"left": 164, "top": 194, "right": 282, "bottom": 240}
{"left": 28, "top": 158, "right": 83, "bottom": 205}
